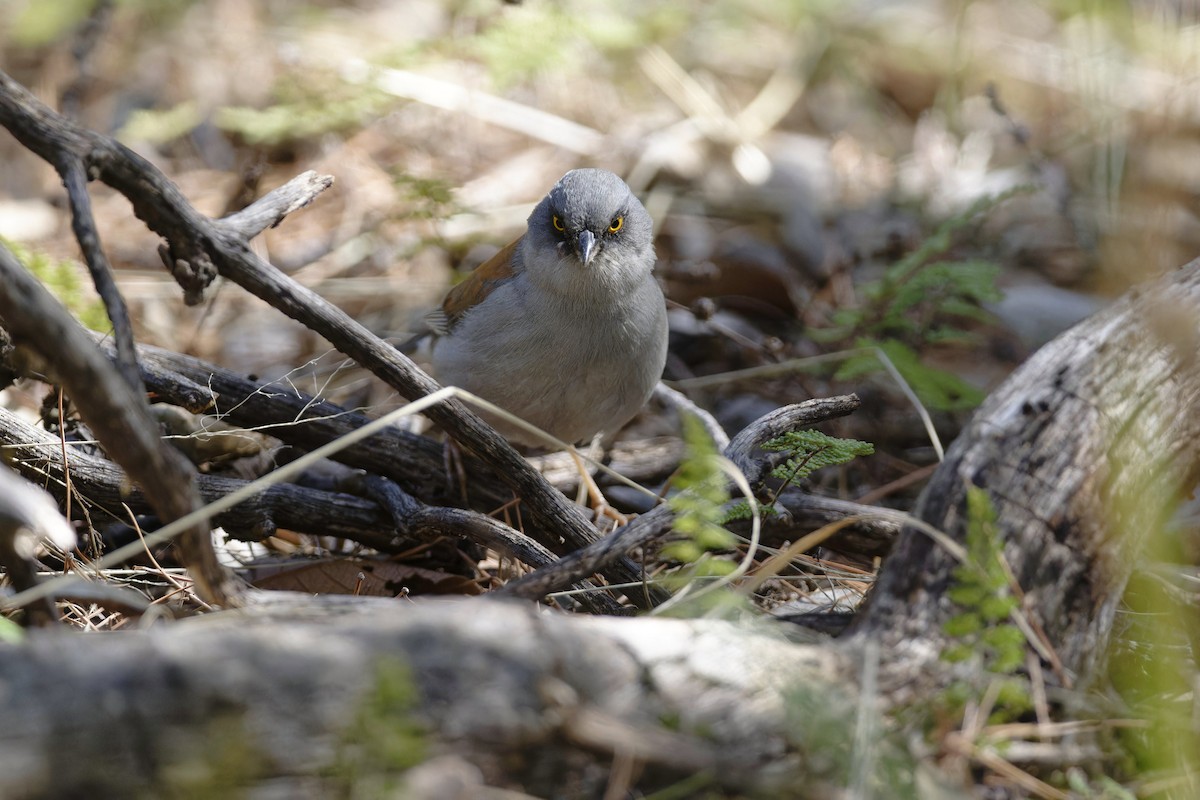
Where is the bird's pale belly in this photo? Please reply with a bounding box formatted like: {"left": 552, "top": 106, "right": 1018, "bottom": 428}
{"left": 433, "top": 316, "right": 660, "bottom": 446}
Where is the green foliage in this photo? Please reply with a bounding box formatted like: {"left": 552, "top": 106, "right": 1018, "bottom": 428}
{"left": 466, "top": 4, "right": 578, "bottom": 87}
{"left": 656, "top": 414, "right": 764, "bottom": 617}
{"left": 816, "top": 188, "right": 1028, "bottom": 411}
{"left": 721, "top": 499, "right": 775, "bottom": 523}
{"left": 765, "top": 429, "right": 874, "bottom": 487}
{"left": 0, "top": 616, "right": 24, "bottom": 643}
{"left": 391, "top": 173, "right": 460, "bottom": 222}
{"left": 670, "top": 426, "right": 874, "bottom": 616}
{"left": 159, "top": 713, "right": 266, "bottom": 799}
{"left": 461, "top": 3, "right": 690, "bottom": 86}
{"left": 1096, "top": 381, "right": 1200, "bottom": 796}
{"left": 1065, "top": 769, "right": 1139, "bottom": 800}
{"left": 9, "top": 0, "right": 95, "bottom": 46}
{"left": 1109, "top": 570, "right": 1200, "bottom": 796}
{"left": 654, "top": 569, "right": 757, "bottom": 620}
{"left": 640, "top": 771, "right": 718, "bottom": 800}
{"left": 583, "top": 5, "right": 691, "bottom": 52}
{"left": 2, "top": 237, "right": 108, "bottom": 331}
{"left": 8, "top": 0, "right": 195, "bottom": 47}
{"left": 663, "top": 414, "right": 736, "bottom": 565}
{"left": 938, "top": 487, "right": 1032, "bottom": 722}
{"left": 828, "top": 258, "right": 1002, "bottom": 344}
{"left": 723, "top": 429, "right": 873, "bottom": 522}
{"left": 215, "top": 77, "right": 394, "bottom": 147}
{"left": 327, "top": 658, "right": 427, "bottom": 796}
{"left": 782, "top": 681, "right": 919, "bottom": 798}
{"left": 117, "top": 101, "right": 202, "bottom": 145}
{"left": 836, "top": 339, "right": 986, "bottom": 411}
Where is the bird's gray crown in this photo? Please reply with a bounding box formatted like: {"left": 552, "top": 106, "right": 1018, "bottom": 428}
{"left": 529, "top": 169, "right": 651, "bottom": 244}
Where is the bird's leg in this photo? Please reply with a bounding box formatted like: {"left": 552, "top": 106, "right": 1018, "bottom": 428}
{"left": 569, "top": 436, "right": 628, "bottom": 527}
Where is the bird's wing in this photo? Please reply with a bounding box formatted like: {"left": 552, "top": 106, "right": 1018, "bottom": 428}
{"left": 426, "top": 236, "right": 523, "bottom": 335}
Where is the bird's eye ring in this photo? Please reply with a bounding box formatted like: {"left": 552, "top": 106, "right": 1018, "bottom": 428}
{"left": 609, "top": 216, "right": 623, "bottom": 233}
{"left": 552, "top": 215, "right": 565, "bottom": 232}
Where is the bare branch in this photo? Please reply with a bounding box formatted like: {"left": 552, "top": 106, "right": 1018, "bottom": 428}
{"left": 0, "top": 243, "right": 239, "bottom": 605}
{"left": 218, "top": 170, "right": 335, "bottom": 240}
{"left": 500, "top": 395, "right": 863, "bottom": 601}
{"left": 59, "top": 159, "right": 142, "bottom": 391}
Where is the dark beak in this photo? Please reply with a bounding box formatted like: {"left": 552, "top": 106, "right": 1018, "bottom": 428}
{"left": 576, "top": 229, "right": 596, "bottom": 266}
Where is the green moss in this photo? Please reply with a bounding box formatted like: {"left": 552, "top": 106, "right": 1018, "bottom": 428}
{"left": 782, "top": 682, "right": 919, "bottom": 798}
{"left": 325, "top": 658, "right": 427, "bottom": 795}
{"left": 158, "top": 713, "right": 266, "bottom": 799}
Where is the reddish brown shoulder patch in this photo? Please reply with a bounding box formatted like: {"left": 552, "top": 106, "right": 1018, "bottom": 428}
{"left": 439, "top": 236, "right": 523, "bottom": 331}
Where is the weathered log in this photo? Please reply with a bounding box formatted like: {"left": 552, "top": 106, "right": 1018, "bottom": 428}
{"left": 853, "top": 260, "right": 1200, "bottom": 688}
{"left": 0, "top": 597, "right": 847, "bottom": 799}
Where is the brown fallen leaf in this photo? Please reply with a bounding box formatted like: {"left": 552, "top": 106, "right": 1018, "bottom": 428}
{"left": 254, "top": 558, "right": 483, "bottom": 597}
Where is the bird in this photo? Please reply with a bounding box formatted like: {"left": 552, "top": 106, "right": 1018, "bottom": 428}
{"left": 414, "top": 168, "right": 669, "bottom": 450}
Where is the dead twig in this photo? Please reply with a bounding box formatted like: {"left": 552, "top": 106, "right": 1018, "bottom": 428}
{"left": 0, "top": 243, "right": 239, "bottom": 606}
{"left": 499, "top": 395, "right": 861, "bottom": 602}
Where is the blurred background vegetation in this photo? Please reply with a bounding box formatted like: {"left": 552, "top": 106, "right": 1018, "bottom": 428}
{"left": 3, "top": 0, "right": 1196, "bottom": 381}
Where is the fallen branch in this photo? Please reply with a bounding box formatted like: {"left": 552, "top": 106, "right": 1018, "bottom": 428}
{"left": 499, "top": 394, "right": 862, "bottom": 601}
{"left": 0, "top": 243, "right": 239, "bottom": 606}
{"left": 0, "top": 406, "right": 566, "bottom": 579}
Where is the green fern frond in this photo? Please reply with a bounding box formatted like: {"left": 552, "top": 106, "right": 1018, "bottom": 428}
{"left": 764, "top": 429, "right": 874, "bottom": 486}
{"left": 821, "top": 187, "right": 1031, "bottom": 411}
{"left": 664, "top": 414, "right": 736, "bottom": 563}
{"left": 837, "top": 339, "right": 985, "bottom": 411}
{"left": 937, "top": 487, "right": 1032, "bottom": 723}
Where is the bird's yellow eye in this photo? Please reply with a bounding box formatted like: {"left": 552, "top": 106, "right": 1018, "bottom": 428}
{"left": 552, "top": 215, "right": 565, "bottom": 232}
{"left": 609, "top": 216, "right": 623, "bottom": 233}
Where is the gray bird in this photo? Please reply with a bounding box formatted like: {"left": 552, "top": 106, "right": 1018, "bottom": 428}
{"left": 422, "top": 168, "right": 668, "bottom": 447}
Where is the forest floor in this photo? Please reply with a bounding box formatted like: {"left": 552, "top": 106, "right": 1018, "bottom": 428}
{"left": 0, "top": 1, "right": 1198, "bottom": 797}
